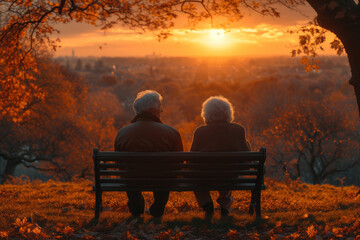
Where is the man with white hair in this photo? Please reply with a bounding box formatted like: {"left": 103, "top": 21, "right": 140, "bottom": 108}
{"left": 190, "top": 96, "right": 251, "bottom": 217}
{"left": 114, "top": 90, "right": 183, "bottom": 218}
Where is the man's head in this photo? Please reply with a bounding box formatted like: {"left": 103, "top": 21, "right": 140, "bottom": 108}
{"left": 201, "top": 96, "right": 234, "bottom": 124}
{"left": 133, "top": 90, "right": 163, "bottom": 117}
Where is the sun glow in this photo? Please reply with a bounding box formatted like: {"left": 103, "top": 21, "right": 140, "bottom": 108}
{"left": 206, "top": 29, "right": 228, "bottom": 48}
{"left": 210, "top": 29, "right": 225, "bottom": 41}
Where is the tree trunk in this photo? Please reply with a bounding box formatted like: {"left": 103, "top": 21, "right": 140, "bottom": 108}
{"left": 0, "top": 158, "right": 6, "bottom": 184}
{"left": 2, "top": 160, "right": 20, "bottom": 183}
{"left": 328, "top": 31, "right": 360, "bottom": 120}
{"left": 340, "top": 37, "right": 360, "bottom": 120}
{"left": 313, "top": 175, "right": 322, "bottom": 184}
{"left": 310, "top": 0, "right": 360, "bottom": 119}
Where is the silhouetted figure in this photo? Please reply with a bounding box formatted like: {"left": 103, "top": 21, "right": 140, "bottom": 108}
{"left": 114, "top": 90, "right": 183, "bottom": 218}
{"left": 190, "top": 96, "right": 250, "bottom": 217}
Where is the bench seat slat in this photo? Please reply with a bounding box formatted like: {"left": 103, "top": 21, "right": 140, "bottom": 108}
{"left": 99, "top": 170, "right": 259, "bottom": 177}
{"left": 99, "top": 177, "right": 257, "bottom": 184}
{"left": 96, "top": 151, "right": 263, "bottom": 158}
{"left": 99, "top": 162, "right": 259, "bottom": 170}
{"left": 97, "top": 157, "right": 262, "bottom": 163}
{"left": 99, "top": 183, "right": 266, "bottom": 191}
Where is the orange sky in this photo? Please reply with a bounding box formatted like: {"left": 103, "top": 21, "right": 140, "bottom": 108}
{"left": 52, "top": 4, "right": 339, "bottom": 58}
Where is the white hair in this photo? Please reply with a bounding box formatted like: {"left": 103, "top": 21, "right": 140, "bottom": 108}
{"left": 133, "top": 90, "right": 163, "bottom": 114}
{"left": 201, "top": 96, "right": 234, "bottom": 124}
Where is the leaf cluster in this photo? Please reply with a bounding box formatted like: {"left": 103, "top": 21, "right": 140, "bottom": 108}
{"left": 290, "top": 21, "right": 345, "bottom": 73}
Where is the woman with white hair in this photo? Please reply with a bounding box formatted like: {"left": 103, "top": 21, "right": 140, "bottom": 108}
{"left": 190, "top": 96, "right": 251, "bottom": 217}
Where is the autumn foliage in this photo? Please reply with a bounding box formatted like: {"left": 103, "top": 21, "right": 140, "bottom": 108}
{"left": 264, "top": 98, "right": 359, "bottom": 184}
{"left": 1, "top": 56, "right": 359, "bottom": 185}
{"left": 0, "top": 57, "right": 122, "bottom": 180}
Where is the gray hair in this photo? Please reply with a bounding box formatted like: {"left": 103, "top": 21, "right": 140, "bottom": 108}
{"left": 133, "top": 90, "right": 163, "bottom": 114}
{"left": 201, "top": 96, "right": 234, "bottom": 124}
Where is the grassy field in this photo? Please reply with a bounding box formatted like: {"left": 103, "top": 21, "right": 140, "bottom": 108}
{"left": 0, "top": 177, "right": 359, "bottom": 239}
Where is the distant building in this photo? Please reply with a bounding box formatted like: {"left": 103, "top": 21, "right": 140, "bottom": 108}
{"left": 75, "top": 59, "right": 83, "bottom": 71}
{"left": 65, "top": 58, "right": 70, "bottom": 69}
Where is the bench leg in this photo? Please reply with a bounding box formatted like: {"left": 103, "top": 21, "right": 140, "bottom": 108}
{"left": 95, "top": 190, "right": 102, "bottom": 220}
{"left": 99, "top": 192, "right": 103, "bottom": 211}
{"left": 255, "top": 189, "right": 261, "bottom": 218}
{"left": 249, "top": 190, "right": 255, "bottom": 215}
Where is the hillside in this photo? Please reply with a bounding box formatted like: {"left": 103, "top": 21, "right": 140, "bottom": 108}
{"left": 0, "top": 178, "right": 359, "bottom": 239}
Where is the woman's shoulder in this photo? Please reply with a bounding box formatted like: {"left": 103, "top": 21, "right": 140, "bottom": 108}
{"left": 228, "top": 122, "right": 246, "bottom": 132}
{"left": 193, "top": 124, "right": 206, "bottom": 133}
{"left": 195, "top": 122, "right": 246, "bottom": 132}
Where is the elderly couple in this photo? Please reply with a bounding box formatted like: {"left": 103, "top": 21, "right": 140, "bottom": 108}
{"left": 114, "top": 90, "right": 250, "bottom": 218}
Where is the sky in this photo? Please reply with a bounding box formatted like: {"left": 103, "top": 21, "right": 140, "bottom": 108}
{"left": 53, "top": 3, "right": 330, "bottom": 58}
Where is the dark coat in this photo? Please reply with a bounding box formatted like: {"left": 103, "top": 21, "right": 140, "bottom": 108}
{"left": 190, "top": 122, "right": 250, "bottom": 152}
{"left": 114, "top": 113, "right": 183, "bottom": 152}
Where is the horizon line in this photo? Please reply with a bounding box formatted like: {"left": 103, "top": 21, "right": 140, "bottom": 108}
{"left": 53, "top": 54, "right": 347, "bottom": 59}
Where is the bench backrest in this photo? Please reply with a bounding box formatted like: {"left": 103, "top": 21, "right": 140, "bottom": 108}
{"left": 93, "top": 148, "right": 266, "bottom": 192}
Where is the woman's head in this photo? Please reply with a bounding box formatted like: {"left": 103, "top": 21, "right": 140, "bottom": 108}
{"left": 201, "top": 96, "right": 234, "bottom": 124}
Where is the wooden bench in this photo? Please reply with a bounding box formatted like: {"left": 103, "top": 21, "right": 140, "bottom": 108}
{"left": 93, "top": 148, "right": 266, "bottom": 219}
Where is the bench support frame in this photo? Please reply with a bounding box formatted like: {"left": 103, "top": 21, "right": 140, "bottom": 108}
{"left": 93, "top": 148, "right": 266, "bottom": 219}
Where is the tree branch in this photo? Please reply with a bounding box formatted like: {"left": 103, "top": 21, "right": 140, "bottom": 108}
{"left": 58, "top": 0, "right": 66, "bottom": 15}
{"left": 321, "top": 157, "right": 360, "bottom": 180}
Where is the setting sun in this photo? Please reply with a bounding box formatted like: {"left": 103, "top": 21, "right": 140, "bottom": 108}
{"left": 209, "top": 29, "right": 225, "bottom": 41}
{"left": 207, "top": 29, "right": 227, "bottom": 47}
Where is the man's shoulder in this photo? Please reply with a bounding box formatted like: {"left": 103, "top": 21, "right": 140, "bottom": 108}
{"left": 116, "top": 122, "right": 135, "bottom": 133}
{"left": 160, "top": 123, "right": 181, "bottom": 136}
{"left": 118, "top": 121, "right": 180, "bottom": 135}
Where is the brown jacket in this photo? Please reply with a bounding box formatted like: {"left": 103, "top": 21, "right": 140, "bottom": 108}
{"left": 114, "top": 114, "right": 183, "bottom": 152}
{"left": 190, "top": 122, "right": 250, "bottom": 152}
